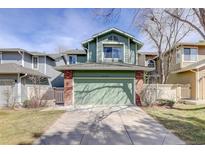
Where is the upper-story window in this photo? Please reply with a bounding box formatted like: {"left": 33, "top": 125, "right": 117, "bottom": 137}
{"left": 113, "top": 36, "right": 119, "bottom": 41}
{"left": 183, "top": 48, "right": 198, "bottom": 61}
{"left": 108, "top": 36, "right": 113, "bottom": 41}
{"left": 103, "top": 45, "right": 123, "bottom": 62}
{"left": 68, "top": 55, "right": 77, "bottom": 64}
{"left": 107, "top": 35, "right": 119, "bottom": 42}
{"left": 146, "top": 59, "right": 155, "bottom": 68}
{"left": 32, "top": 56, "right": 39, "bottom": 69}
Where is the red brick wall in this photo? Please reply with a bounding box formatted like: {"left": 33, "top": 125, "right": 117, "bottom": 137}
{"left": 135, "top": 71, "right": 144, "bottom": 106}
{"left": 64, "top": 70, "right": 73, "bottom": 106}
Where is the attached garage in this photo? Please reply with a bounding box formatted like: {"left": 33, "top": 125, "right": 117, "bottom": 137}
{"left": 74, "top": 78, "right": 134, "bottom": 105}
{"left": 55, "top": 63, "right": 153, "bottom": 106}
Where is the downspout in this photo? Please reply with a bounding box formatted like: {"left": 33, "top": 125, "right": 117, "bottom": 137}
{"left": 190, "top": 69, "right": 199, "bottom": 100}
{"left": 18, "top": 50, "right": 24, "bottom": 66}
{"left": 17, "top": 73, "right": 28, "bottom": 104}
{"left": 83, "top": 47, "right": 89, "bottom": 63}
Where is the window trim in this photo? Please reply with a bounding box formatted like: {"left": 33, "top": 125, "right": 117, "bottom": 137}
{"left": 32, "top": 56, "right": 39, "bottom": 69}
{"left": 182, "top": 47, "right": 198, "bottom": 62}
{"left": 67, "top": 55, "right": 77, "bottom": 65}
{"left": 102, "top": 42, "right": 125, "bottom": 62}
{"left": 145, "top": 59, "right": 155, "bottom": 68}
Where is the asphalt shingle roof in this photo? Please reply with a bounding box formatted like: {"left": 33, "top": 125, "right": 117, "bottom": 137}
{"left": 0, "top": 63, "right": 49, "bottom": 77}
{"left": 62, "top": 49, "right": 86, "bottom": 55}
{"left": 55, "top": 62, "right": 154, "bottom": 71}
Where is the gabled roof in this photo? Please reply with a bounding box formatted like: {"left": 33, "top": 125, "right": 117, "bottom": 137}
{"left": 0, "top": 48, "right": 55, "bottom": 60}
{"left": 55, "top": 62, "right": 154, "bottom": 71}
{"left": 63, "top": 49, "right": 86, "bottom": 55}
{"left": 82, "top": 27, "right": 143, "bottom": 49}
{"left": 0, "top": 63, "right": 49, "bottom": 77}
{"left": 30, "top": 51, "right": 48, "bottom": 56}
{"left": 48, "top": 53, "right": 64, "bottom": 59}
{"left": 0, "top": 48, "right": 27, "bottom": 52}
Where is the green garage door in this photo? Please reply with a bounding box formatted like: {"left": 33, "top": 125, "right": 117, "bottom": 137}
{"left": 74, "top": 78, "right": 134, "bottom": 105}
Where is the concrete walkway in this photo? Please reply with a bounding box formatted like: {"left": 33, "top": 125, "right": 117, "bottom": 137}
{"left": 34, "top": 106, "right": 185, "bottom": 145}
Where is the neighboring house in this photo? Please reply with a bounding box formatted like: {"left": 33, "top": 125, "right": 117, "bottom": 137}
{"left": 138, "top": 51, "right": 158, "bottom": 68}
{"left": 55, "top": 28, "right": 154, "bottom": 106}
{"left": 138, "top": 51, "right": 158, "bottom": 83}
{"left": 0, "top": 49, "right": 51, "bottom": 105}
{"left": 0, "top": 48, "right": 77, "bottom": 106}
{"left": 162, "top": 41, "right": 205, "bottom": 101}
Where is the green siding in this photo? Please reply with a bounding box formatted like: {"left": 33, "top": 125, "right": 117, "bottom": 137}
{"left": 77, "top": 55, "right": 87, "bottom": 63}
{"left": 130, "top": 42, "right": 136, "bottom": 64}
{"left": 97, "top": 32, "right": 135, "bottom": 64}
{"left": 74, "top": 78, "right": 134, "bottom": 105}
{"left": 89, "top": 41, "right": 96, "bottom": 62}
{"left": 85, "top": 30, "right": 140, "bottom": 64}
{"left": 73, "top": 70, "right": 135, "bottom": 78}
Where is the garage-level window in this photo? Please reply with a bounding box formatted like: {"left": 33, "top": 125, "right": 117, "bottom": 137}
{"left": 103, "top": 45, "right": 123, "bottom": 62}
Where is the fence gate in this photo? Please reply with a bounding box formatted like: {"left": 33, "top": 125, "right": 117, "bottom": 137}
{"left": 54, "top": 88, "right": 64, "bottom": 104}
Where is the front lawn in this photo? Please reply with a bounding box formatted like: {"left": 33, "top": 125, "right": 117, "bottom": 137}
{"left": 143, "top": 104, "right": 205, "bottom": 144}
{"left": 0, "top": 109, "right": 65, "bottom": 145}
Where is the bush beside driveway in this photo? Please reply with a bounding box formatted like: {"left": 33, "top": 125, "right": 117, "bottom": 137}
{"left": 143, "top": 104, "right": 205, "bottom": 144}
{"left": 0, "top": 109, "right": 65, "bottom": 144}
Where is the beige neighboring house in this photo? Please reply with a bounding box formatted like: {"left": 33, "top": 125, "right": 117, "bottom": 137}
{"left": 138, "top": 51, "right": 158, "bottom": 68}
{"left": 164, "top": 41, "right": 205, "bottom": 102}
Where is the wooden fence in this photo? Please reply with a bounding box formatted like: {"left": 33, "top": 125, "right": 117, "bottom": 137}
{"left": 27, "top": 87, "right": 64, "bottom": 105}
{"left": 141, "top": 84, "right": 191, "bottom": 105}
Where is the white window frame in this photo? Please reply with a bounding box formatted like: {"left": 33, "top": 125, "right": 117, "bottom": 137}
{"left": 0, "top": 52, "right": 2, "bottom": 64}
{"left": 102, "top": 42, "right": 125, "bottom": 62}
{"left": 145, "top": 59, "right": 155, "bottom": 68}
{"left": 182, "top": 47, "right": 198, "bottom": 62}
{"left": 67, "top": 55, "right": 77, "bottom": 64}
{"left": 32, "top": 56, "right": 39, "bottom": 69}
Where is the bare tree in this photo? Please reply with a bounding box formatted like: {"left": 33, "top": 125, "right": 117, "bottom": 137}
{"left": 94, "top": 8, "right": 192, "bottom": 83}
{"left": 165, "top": 8, "right": 205, "bottom": 39}
{"left": 26, "top": 75, "right": 48, "bottom": 108}
{"left": 134, "top": 9, "right": 192, "bottom": 83}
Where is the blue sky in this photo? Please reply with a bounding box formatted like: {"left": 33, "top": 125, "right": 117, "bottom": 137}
{"left": 0, "top": 8, "right": 202, "bottom": 53}
{"left": 0, "top": 8, "right": 140, "bottom": 53}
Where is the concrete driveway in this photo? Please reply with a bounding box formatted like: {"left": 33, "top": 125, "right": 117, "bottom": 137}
{"left": 35, "top": 106, "right": 185, "bottom": 145}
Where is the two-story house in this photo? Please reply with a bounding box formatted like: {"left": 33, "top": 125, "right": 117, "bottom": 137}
{"left": 55, "top": 28, "right": 154, "bottom": 106}
{"left": 163, "top": 41, "right": 205, "bottom": 101}
{"left": 0, "top": 48, "right": 61, "bottom": 105}
{"left": 0, "top": 28, "right": 154, "bottom": 107}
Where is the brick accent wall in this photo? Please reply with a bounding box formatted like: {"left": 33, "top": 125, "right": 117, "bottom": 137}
{"left": 135, "top": 71, "right": 144, "bottom": 106}
{"left": 64, "top": 70, "right": 73, "bottom": 106}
